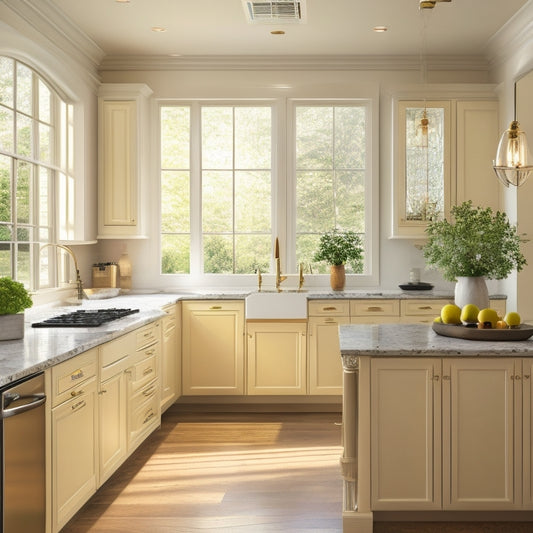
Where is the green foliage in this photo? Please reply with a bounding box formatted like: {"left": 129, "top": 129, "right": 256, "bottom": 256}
{"left": 423, "top": 201, "right": 527, "bottom": 281}
{"left": 0, "top": 277, "right": 32, "bottom": 315}
{"left": 313, "top": 229, "right": 363, "bottom": 269}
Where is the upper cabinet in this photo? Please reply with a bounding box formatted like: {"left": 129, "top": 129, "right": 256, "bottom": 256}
{"left": 97, "top": 84, "right": 153, "bottom": 239}
{"left": 392, "top": 94, "right": 500, "bottom": 239}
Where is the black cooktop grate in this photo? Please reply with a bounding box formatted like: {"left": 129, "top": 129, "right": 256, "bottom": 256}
{"left": 32, "top": 308, "right": 140, "bottom": 328}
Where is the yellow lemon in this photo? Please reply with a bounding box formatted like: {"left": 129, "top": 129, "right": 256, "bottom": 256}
{"left": 504, "top": 311, "right": 521, "bottom": 328}
{"left": 433, "top": 316, "right": 442, "bottom": 323}
{"left": 460, "top": 303, "right": 479, "bottom": 324}
{"left": 477, "top": 308, "right": 499, "bottom": 329}
{"left": 441, "top": 304, "right": 461, "bottom": 324}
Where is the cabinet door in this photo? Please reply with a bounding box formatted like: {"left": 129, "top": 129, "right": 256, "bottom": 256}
{"left": 456, "top": 100, "right": 500, "bottom": 211}
{"left": 522, "top": 359, "right": 533, "bottom": 509}
{"left": 371, "top": 358, "right": 441, "bottom": 510}
{"left": 247, "top": 321, "right": 307, "bottom": 395}
{"left": 161, "top": 304, "right": 179, "bottom": 412}
{"left": 308, "top": 317, "right": 348, "bottom": 395}
{"left": 99, "top": 371, "right": 127, "bottom": 485}
{"left": 443, "top": 358, "right": 519, "bottom": 510}
{"left": 182, "top": 301, "right": 244, "bottom": 395}
{"left": 52, "top": 378, "right": 98, "bottom": 532}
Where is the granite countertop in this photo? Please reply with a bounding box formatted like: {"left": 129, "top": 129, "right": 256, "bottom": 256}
{"left": 339, "top": 323, "right": 533, "bottom": 357}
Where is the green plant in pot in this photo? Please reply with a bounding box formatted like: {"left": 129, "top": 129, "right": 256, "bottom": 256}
{"left": 423, "top": 201, "right": 526, "bottom": 309}
{"left": 314, "top": 229, "right": 363, "bottom": 291}
{"left": 0, "top": 277, "right": 33, "bottom": 341}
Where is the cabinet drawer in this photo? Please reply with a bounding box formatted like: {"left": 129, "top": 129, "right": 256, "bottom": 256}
{"left": 135, "top": 321, "right": 160, "bottom": 350}
{"left": 128, "top": 387, "right": 160, "bottom": 451}
{"left": 308, "top": 300, "right": 350, "bottom": 317}
{"left": 100, "top": 331, "right": 135, "bottom": 370}
{"left": 51, "top": 349, "right": 97, "bottom": 407}
{"left": 351, "top": 300, "right": 400, "bottom": 317}
{"left": 129, "top": 353, "right": 158, "bottom": 392}
{"left": 401, "top": 299, "right": 451, "bottom": 317}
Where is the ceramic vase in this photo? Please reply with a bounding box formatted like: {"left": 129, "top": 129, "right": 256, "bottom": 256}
{"left": 454, "top": 276, "right": 489, "bottom": 310}
{"left": 0, "top": 313, "right": 25, "bottom": 341}
{"left": 330, "top": 264, "right": 346, "bottom": 291}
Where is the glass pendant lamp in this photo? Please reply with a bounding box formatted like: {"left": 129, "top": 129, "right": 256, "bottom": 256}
{"left": 493, "top": 86, "right": 533, "bottom": 187}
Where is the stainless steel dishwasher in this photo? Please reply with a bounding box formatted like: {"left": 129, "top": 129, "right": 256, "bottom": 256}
{"left": 1, "top": 372, "right": 46, "bottom": 533}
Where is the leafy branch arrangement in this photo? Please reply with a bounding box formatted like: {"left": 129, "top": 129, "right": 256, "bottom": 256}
{"left": 313, "top": 229, "right": 364, "bottom": 270}
{"left": 423, "top": 201, "right": 527, "bottom": 281}
{"left": 0, "top": 277, "right": 33, "bottom": 315}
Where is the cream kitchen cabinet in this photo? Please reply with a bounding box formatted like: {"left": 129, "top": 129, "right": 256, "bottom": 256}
{"left": 98, "top": 331, "right": 135, "bottom": 485}
{"left": 247, "top": 321, "right": 307, "bottom": 395}
{"left": 97, "top": 83, "right": 153, "bottom": 239}
{"left": 308, "top": 300, "right": 350, "bottom": 395}
{"left": 182, "top": 300, "right": 245, "bottom": 395}
{"left": 127, "top": 321, "right": 161, "bottom": 453}
{"left": 50, "top": 349, "right": 98, "bottom": 533}
{"left": 350, "top": 299, "right": 400, "bottom": 324}
{"left": 161, "top": 303, "right": 180, "bottom": 412}
{"left": 522, "top": 358, "right": 533, "bottom": 509}
{"left": 371, "top": 357, "right": 520, "bottom": 512}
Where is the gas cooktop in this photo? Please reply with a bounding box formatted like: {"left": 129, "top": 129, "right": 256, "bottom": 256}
{"left": 32, "top": 308, "right": 140, "bottom": 328}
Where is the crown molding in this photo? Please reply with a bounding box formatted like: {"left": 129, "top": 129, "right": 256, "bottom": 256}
{"left": 98, "top": 54, "right": 490, "bottom": 73}
{"left": 2, "top": 0, "right": 104, "bottom": 78}
{"left": 486, "top": 0, "right": 533, "bottom": 72}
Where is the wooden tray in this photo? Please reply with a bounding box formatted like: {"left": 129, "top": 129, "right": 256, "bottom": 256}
{"left": 432, "top": 322, "right": 533, "bottom": 341}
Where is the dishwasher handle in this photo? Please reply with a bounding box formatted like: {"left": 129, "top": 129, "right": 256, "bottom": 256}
{"left": 1, "top": 393, "right": 46, "bottom": 419}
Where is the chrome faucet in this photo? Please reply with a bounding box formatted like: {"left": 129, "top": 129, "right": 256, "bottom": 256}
{"left": 41, "top": 244, "right": 86, "bottom": 300}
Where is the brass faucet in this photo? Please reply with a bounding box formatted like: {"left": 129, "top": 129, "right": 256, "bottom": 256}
{"left": 257, "top": 267, "right": 263, "bottom": 292}
{"left": 41, "top": 244, "right": 86, "bottom": 300}
{"left": 298, "top": 262, "right": 305, "bottom": 291}
{"left": 275, "top": 258, "right": 287, "bottom": 292}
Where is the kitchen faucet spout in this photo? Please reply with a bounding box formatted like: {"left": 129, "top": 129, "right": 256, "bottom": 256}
{"left": 40, "top": 244, "right": 86, "bottom": 300}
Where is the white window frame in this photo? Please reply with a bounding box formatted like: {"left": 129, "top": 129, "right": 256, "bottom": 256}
{"left": 158, "top": 96, "right": 379, "bottom": 288}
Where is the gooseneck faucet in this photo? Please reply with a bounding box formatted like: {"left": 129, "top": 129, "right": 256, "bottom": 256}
{"left": 40, "top": 244, "right": 85, "bottom": 300}
{"left": 274, "top": 237, "right": 287, "bottom": 292}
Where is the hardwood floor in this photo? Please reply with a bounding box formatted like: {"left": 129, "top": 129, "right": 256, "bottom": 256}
{"left": 61, "top": 406, "right": 533, "bottom": 533}
{"left": 61, "top": 407, "right": 344, "bottom": 532}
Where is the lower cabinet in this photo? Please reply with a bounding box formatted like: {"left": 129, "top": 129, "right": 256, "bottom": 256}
{"left": 247, "top": 321, "right": 307, "bottom": 395}
{"left": 182, "top": 300, "right": 244, "bottom": 395}
{"left": 50, "top": 349, "right": 98, "bottom": 532}
{"left": 161, "top": 303, "right": 180, "bottom": 412}
{"left": 371, "top": 357, "right": 521, "bottom": 512}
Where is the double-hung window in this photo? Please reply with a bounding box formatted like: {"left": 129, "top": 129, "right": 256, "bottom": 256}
{"left": 0, "top": 56, "right": 75, "bottom": 290}
{"left": 160, "top": 98, "right": 375, "bottom": 285}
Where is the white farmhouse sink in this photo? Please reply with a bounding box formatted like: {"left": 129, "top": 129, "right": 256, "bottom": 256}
{"left": 245, "top": 291, "right": 308, "bottom": 319}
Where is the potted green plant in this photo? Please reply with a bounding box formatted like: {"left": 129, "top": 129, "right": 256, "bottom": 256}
{"left": 423, "top": 201, "right": 526, "bottom": 308}
{"left": 314, "top": 229, "right": 364, "bottom": 291}
{"left": 0, "top": 277, "right": 33, "bottom": 341}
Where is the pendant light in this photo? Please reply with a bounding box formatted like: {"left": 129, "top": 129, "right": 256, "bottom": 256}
{"left": 493, "top": 84, "right": 533, "bottom": 187}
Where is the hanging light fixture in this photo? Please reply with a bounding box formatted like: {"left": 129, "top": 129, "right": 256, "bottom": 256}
{"left": 493, "top": 84, "right": 533, "bottom": 187}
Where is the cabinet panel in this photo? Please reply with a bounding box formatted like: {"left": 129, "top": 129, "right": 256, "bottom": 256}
{"left": 52, "top": 377, "right": 97, "bottom": 532}
{"left": 161, "top": 303, "right": 179, "bottom": 412}
{"left": 182, "top": 301, "right": 244, "bottom": 395}
{"left": 351, "top": 299, "right": 400, "bottom": 318}
{"left": 523, "top": 359, "right": 533, "bottom": 509}
{"left": 308, "top": 317, "right": 348, "bottom": 395}
{"left": 443, "top": 358, "right": 518, "bottom": 510}
{"left": 247, "top": 321, "right": 307, "bottom": 395}
{"left": 371, "top": 358, "right": 441, "bottom": 510}
{"left": 308, "top": 300, "right": 350, "bottom": 317}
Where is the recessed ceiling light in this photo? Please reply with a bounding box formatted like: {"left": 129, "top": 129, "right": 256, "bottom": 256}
{"left": 151, "top": 26, "right": 167, "bottom": 33}
{"left": 270, "top": 30, "right": 285, "bottom": 35}
{"left": 373, "top": 26, "right": 388, "bottom": 33}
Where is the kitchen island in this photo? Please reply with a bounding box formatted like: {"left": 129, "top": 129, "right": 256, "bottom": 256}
{"left": 339, "top": 323, "right": 533, "bottom": 533}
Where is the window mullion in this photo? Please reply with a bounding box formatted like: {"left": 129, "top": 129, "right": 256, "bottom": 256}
{"left": 190, "top": 102, "right": 202, "bottom": 275}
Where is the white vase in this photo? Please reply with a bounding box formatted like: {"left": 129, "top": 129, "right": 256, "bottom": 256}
{"left": 0, "top": 312, "right": 25, "bottom": 341}
{"left": 454, "top": 276, "right": 490, "bottom": 310}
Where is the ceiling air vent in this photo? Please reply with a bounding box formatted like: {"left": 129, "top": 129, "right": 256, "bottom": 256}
{"left": 242, "top": 1, "right": 307, "bottom": 24}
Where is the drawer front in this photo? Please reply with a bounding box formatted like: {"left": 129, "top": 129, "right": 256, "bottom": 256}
{"left": 100, "top": 331, "right": 135, "bottom": 369}
{"left": 308, "top": 300, "right": 350, "bottom": 317}
{"left": 135, "top": 321, "right": 160, "bottom": 351}
{"left": 128, "top": 388, "right": 160, "bottom": 451}
{"left": 401, "top": 299, "right": 452, "bottom": 317}
{"left": 51, "top": 349, "right": 97, "bottom": 407}
{"left": 129, "top": 353, "right": 158, "bottom": 392}
{"left": 351, "top": 300, "right": 400, "bottom": 317}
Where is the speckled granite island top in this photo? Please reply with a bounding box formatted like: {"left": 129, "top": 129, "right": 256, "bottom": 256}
{"left": 339, "top": 323, "right": 533, "bottom": 357}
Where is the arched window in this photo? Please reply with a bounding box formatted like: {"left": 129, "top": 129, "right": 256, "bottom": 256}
{"left": 0, "top": 56, "right": 75, "bottom": 290}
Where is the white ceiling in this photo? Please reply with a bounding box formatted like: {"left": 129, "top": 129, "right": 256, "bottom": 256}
{"left": 48, "top": 0, "right": 528, "bottom": 59}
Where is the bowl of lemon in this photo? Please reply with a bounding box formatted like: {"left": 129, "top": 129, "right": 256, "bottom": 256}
{"left": 432, "top": 303, "right": 533, "bottom": 341}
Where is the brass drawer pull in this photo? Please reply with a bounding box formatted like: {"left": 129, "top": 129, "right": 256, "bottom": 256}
{"left": 367, "top": 306, "right": 383, "bottom": 312}
{"left": 419, "top": 306, "right": 433, "bottom": 310}
{"left": 323, "top": 306, "right": 337, "bottom": 311}
{"left": 143, "top": 409, "right": 155, "bottom": 424}
{"left": 209, "top": 305, "right": 222, "bottom": 310}
{"left": 143, "top": 386, "right": 156, "bottom": 397}
{"left": 71, "top": 400, "right": 86, "bottom": 412}
{"left": 70, "top": 389, "right": 84, "bottom": 397}
{"left": 143, "top": 367, "right": 153, "bottom": 376}
{"left": 70, "top": 369, "right": 84, "bottom": 381}
{"left": 145, "top": 349, "right": 155, "bottom": 356}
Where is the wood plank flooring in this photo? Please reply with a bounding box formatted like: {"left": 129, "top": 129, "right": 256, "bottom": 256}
{"left": 61, "top": 406, "right": 533, "bottom": 533}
